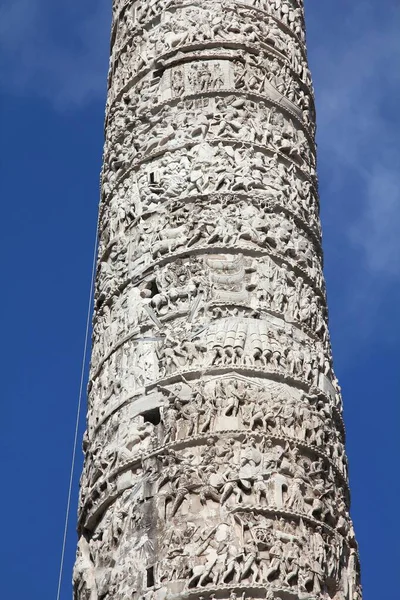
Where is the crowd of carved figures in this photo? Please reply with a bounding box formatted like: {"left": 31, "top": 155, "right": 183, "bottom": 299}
{"left": 109, "top": 4, "right": 308, "bottom": 66}
{"left": 88, "top": 314, "right": 338, "bottom": 418}
{"left": 105, "top": 50, "right": 314, "bottom": 131}
{"left": 76, "top": 514, "right": 359, "bottom": 600}
{"left": 77, "top": 405, "right": 359, "bottom": 598}
{"left": 97, "top": 197, "right": 322, "bottom": 283}
{"left": 111, "top": 1, "right": 306, "bottom": 53}
{"left": 83, "top": 378, "right": 348, "bottom": 489}
{"left": 102, "top": 136, "right": 317, "bottom": 206}
{"left": 91, "top": 252, "right": 331, "bottom": 370}
{"left": 108, "top": 4, "right": 312, "bottom": 94}
{"left": 75, "top": 1, "right": 362, "bottom": 599}
{"left": 111, "top": 0, "right": 306, "bottom": 54}
{"left": 104, "top": 98, "right": 316, "bottom": 180}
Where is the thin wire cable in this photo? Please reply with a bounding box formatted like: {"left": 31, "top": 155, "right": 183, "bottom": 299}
{"left": 56, "top": 229, "right": 98, "bottom": 600}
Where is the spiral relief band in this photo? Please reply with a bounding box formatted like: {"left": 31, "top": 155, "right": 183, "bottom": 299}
{"left": 73, "top": 2, "right": 362, "bottom": 600}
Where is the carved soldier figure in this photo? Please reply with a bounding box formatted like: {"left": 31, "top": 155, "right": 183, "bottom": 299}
{"left": 283, "top": 539, "right": 300, "bottom": 585}
{"left": 200, "top": 394, "right": 218, "bottom": 433}
{"left": 161, "top": 338, "right": 184, "bottom": 375}
{"left": 268, "top": 329, "right": 283, "bottom": 369}
{"left": 254, "top": 475, "right": 269, "bottom": 505}
{"left": 162, "top": 393, "right": 178, "bottom": 443}
{"left": 286, "top": 476, "right": 305, "bottom": 513}
{"left": 175, "top": 394, "right": 199, "bottom": 437}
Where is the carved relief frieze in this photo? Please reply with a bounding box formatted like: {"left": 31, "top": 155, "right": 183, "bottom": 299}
{"left": 106, "top": 50, "right": 313, "bottom": 127}
{"left": 109, "top": 3, "right": 310, "bottom": 93}
{"left": 102, "top": 97, "right": 316, "bottom": 184}
{"left": 80, "top": 424, "right": 351, "bottom": 523}
{"left": 111, "top": 0, "right": 307, "bottom": 59}
{"left": 75, "top": 1, "right": 362, "bottom": 598}
{"left": 100, "top": 144, "right": 318, "bottom": 235}
{"left": 90, "top": 247, "right": 330, "bottom": 377}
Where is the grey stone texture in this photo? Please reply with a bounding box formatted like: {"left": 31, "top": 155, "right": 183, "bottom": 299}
{"left": 73, "top": 1, "right": 362, "bottom": 599}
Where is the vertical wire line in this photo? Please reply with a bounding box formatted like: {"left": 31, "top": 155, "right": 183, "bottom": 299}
{"left": 56, "top": 228, "right": 98, "bottom": 600}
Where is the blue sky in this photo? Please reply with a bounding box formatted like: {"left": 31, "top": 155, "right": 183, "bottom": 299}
{"left": 0, "top": 1, "right": 398, "bottom": 599}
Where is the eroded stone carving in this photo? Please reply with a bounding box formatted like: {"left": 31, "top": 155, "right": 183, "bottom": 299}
{"left": 75, "top": 2, "right": 362, "bottom": 600}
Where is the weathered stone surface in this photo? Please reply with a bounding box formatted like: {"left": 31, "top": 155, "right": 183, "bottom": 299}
{"left": 74, "top": 2, "right": 362, "bottom": 600}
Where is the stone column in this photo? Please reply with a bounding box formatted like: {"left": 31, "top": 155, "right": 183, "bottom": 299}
{"left": 74, "top": 1, "right": 362, "bottom": 599}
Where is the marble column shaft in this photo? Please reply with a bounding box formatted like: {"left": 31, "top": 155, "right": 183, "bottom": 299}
{"left": 74, "top": 2, "right": 362, "bottom": 600}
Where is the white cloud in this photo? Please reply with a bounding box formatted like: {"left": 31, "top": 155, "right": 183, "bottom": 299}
{"left": 350, "top": 166, "right": 399, "bottom": 277}
{"left": 304, "top": 0, "right": 400, "bottom": 346}
{"left": 307, "top": 1, "right": 400, "bottom": 273}
{"left": 0, "top": 0, "right": 110, "bottom": 108}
